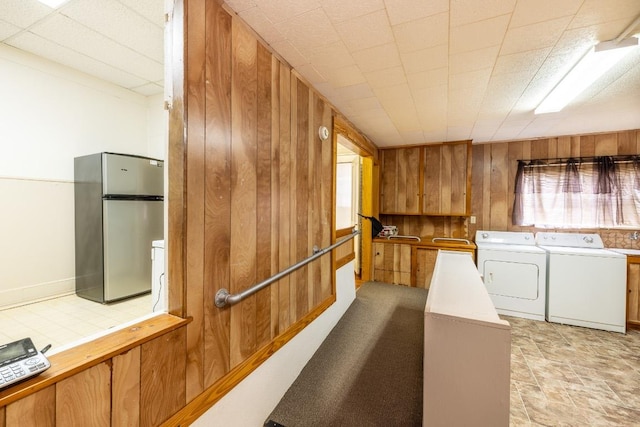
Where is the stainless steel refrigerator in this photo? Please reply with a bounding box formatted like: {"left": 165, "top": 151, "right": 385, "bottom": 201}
{"left": 74, "top": 152, "right": 164, "bottom": 303}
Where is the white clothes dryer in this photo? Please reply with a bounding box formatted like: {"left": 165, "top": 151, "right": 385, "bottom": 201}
{"left": 535, "top": 232, "right": 626, "bottom": 333}
{"left": 475, "top": 231, "right": 547, "bottom": 321}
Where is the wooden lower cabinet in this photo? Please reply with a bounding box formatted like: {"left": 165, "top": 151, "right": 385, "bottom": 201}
{"left": 373, "top": 241, "right": 475, "bottom": 288}
{"left": 627, "top": 255, "right": 640, "bottom": 328}
{"left": 373, "top": 242, "right": 412, "bottom": 286}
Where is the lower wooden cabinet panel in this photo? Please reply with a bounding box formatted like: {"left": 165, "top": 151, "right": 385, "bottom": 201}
{"left": 373, "top": 241, "right": 475, "bottom": 288}
{"left": 627, "top": 256, "right": 640, "bottom": 327}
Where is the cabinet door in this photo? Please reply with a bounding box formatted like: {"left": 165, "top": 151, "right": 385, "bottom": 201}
{"left": 415, "top": 248, "right": 438, "bottom": 289}
{"left": 373, "top": 242, "right": 412, "bottom": 286}
{"left": 628, "top": 259, "right": 640, "bottom": 326}
{"left": 422, "top": 141, "right": 470, "bottom": 215}
{"left": 379, "top": 147, "right": 421, "bottom": 214}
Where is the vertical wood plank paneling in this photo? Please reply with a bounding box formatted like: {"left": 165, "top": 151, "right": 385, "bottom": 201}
{"left": 278, "top": 63, "right": 292, "bottom": 334}
{"left": 140, "top": 327, "right": 186, "bottom": 427}
{"left": 580, "top": 134, "right": 595, "bottom": 157}
{"left": 270, "top": 56, "right": 281, "bottom": 338}
{"left": 0, "top": 406, "right": 4, "bottom": 427}
{"left": 629, "top": 262, "right": 640, "bottom": 323}
{"left": 397, "top": 149, "right": 408, "bottom": 210}
{"left": 381, "top": 150, "right": 397, "bottom": 212}
{"left": 508, "top": 141, "right": 523, "bottom": 231}
{"left": 440, "top": 144, "right": 452, "bottom": 213}
{"left": 6, "top": 386, "right": 54, "bottom": 427}
{"left": 489, "top": 143, "right": 509, "bottom": 230}
{"left": 423, "top": 145, "right": 441, "bottom": 213}
{"left": 56, "top": 363, "right": 110, "bottom": 427}
{"left": 530, "top": 138, "right": 549, "bottom": 159}
{"left": 256, "top": 43, "right": 273, "bottom": 348}
{"left": 203, "top": 0, "right": 232, "bottom": 388}
{"left": 230, "top": 19, "right": 258, "bottom": 367}
{"left": 617, "top": 130, "right": 636, "bottom": 155}
{"left": 557, "top": 136, "right": 571, "bottom": 158}
{"left": 470, "top": 144, "right": 485, "bottom": 235}
{"left": 595, "top": 133, "right": 618, "bottom": 156}
{"left": 450, "top": 143, "right": 466, "bottom": 213}
{"left": 295, "top": 78, "right": 310, "bottom": 321}
{"left": 482, "top": 146, "right": 492, "bottom": 230}
{"left": 185, "top": 0, "right": 206, "bottom": 400}
{"left": 320, "top": 105, "right": 333, "bottom": 300}
{"left": 112, "top": 347, "right": 141, "bottom": 427}
{"left": 311, "top": 93, "right": 325, "bottom": 305}
{"left": 288, "top": 74, "right": 298, "bottom": 322}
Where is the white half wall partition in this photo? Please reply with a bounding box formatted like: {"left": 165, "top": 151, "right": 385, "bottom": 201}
{"left": 193, "top": 261, "right": 357, "bottom": 427}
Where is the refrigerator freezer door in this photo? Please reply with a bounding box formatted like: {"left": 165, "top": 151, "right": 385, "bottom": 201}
{"left": 103, "top": 199, "right": 163, "bottom": 301}
{"left": 102, "top": 153, "right": 164, "bottom": 196}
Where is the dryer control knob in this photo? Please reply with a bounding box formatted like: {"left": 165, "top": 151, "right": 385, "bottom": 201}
{"left": 584, "top": 236, "right": 594, "bottom": 243}
{"left": 481, "top": 233, "right": 489, "bottom": 239}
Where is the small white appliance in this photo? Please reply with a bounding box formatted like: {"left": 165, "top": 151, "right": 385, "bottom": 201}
{"left": 151, "top": 240, "right": 166, "bottom": 312}
{"left": 475, "top": 231, "right": 547, "bottom": 321}
{"left": 535, "top": 232, "right": 626, "bottom": 333}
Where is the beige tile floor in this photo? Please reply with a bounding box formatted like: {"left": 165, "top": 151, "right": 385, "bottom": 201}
{"left": 506, "top": 315, "right": 640, "bottom": 426}
{"left": 0, "top": 293, "right": 151, "bottom": 355}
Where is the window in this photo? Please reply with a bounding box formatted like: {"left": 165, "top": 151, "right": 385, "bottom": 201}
{"left": 513, "top": 156, "right": 640, "bottom": 229}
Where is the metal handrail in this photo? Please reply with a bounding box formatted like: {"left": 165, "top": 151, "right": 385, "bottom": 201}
{"left": 388, "top": 235, "right": 421, "bottom": 241}
{"left": 431, "top": 237, "right": 471, "bottom": 245}
{"left": 215, "top": 229, "right": 361, "bottom": 308}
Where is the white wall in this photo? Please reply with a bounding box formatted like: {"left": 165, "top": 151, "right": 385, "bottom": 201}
{"left": 193, "top": 261, "right": 357, "bottom": 427}
{"left": 0, "top": 44, "right": 165, "bottom": 308}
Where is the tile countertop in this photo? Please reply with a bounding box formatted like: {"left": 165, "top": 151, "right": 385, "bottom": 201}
{"left": 610, "top": 248, "right": 640, "bottom": 256}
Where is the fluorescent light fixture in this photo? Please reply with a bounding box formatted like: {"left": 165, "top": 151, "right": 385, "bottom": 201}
{"left": 37, "top": 0, "right": 70, "bottom": 8}
{"left": 535, "top": 37, "right": 639, "bottom": 114}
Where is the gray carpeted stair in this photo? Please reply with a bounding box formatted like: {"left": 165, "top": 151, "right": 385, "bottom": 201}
{"left": 266, "top": 281, "right": 428, "bottom": 427}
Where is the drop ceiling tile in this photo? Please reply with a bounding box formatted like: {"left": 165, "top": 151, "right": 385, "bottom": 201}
{"left": 510, "top": 0, "right": 581, "bottom": 28}
{"left": 407, "top": 68, "right": 447, "bottom": 91}
{"left": 62, "top": 0, "right": 164, "bottom": 62}
{"left": 0, "top": 18, "right": 21, "bottom": 40}
{"left": 0, "top": 0, "right": 52, "bottom": 29}
{"left": 8, "top": 31, "right": 148, "bottom": 89}
{"left": 446, "top": 126, "right": 473, "bottom": 141}
{"left": 308, "top": 41, "right": 355, "bottom": 71}
{"left": 450, "top": 14, "right": 511, "bottom": 55}
{"left": 223, "top": 0, "right": 257, "bottom": 14}
{"left": 413, "top": 85, "right": 448, "bottom": 108}
{"left": 320, "top": 0, "right": 384, "bottom": 23}
{"left": 324, "top": 64, "right": 366, "bottom": 88}
{"left": 383, "top": 0, "right": 448, "bottom": 26}
{"left": 493, "top": 48, "right": 550, "bottom": 77}
{"left": 296, "top": 63, "right": 326, "bottom": 84}
{"left": 393, "top": 12, "right": 448, "bottom": 54}
{"left": 269, "top": 39, "right": 308, "bottom": 67}
{"left": 347, "top": 96, "right": 383, "bottom": 112}
{"left": 422, "top": 130, "right": 448, "bottom": 142}
{"left": 568, "top": 0, "right": 640, "bottom": 29}
{"left": 449, "top": 68, "right": 491, "bottom": 91}
{"left": 253, "top": 0, "right": 321, "bottom": 25}
{"left": 238, "top": 6, "right": 285, "bottom": 45}
{"left": 352, "top": 42, "right": 401, "bottom": 73}
{"left": 31, "top": 14, "right": 163, "bottom": 81}
{"left": 399, "top": 130, "right": 427, "bottom": 145}
{"left": 450, "top": 0, "right": 516, "bottom": 27}
{"left": 400, "top": 44, "right": 448, "bottom": 74}
{"left": 274, "top": 8, "right": 339, "bottom": 51}
{"left": 450, "top": 45, "right": 499, "bottom": 74}
{"left": 500, "top": 16, "right": 571, "bottom": 56}
{"left": 334, "top": 10, "right": 394, "bottom": 52}
{"left": 118, "top": 0, "right": 165, "bottom": 26}
{"left": 365, "top": 66, "right": 407, "bottom": 89}
{"left": 131, "top": 81, "right": 163, "bottom": 96}
{"left": 334, "top": 83, "right": 375, "bottom": 101}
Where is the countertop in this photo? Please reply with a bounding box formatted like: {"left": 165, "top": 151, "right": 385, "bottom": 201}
{"left": 373, "top": 235, "right": 476, "bottom": 249}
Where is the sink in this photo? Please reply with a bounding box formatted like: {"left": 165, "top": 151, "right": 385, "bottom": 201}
{"left": 610, "top": 248, "right": 640, "bottom": 256}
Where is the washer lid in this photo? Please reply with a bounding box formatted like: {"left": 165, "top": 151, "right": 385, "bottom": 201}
{"left": 538, "top": 245, "right": 625, "bottom": 257}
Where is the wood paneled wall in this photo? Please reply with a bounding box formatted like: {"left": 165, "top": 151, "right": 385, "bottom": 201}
{"left": 379, "top": 215, "right": 469, "bottom": 239}
{"left": 1, "top": 1, "right": 352, "bottom": 425}
{"left": 179, "top": 0, "right": 334, "bottom": 410}
{"left": 470, "top": 129, "right": 640, "bottom": 246}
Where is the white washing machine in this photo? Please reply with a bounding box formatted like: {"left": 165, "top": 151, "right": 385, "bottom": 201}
{"left": 535, "top": 232, "right": 626, "bottom": 333}
{"left": 475, "top": 231, "right": 547, "bottom": 321}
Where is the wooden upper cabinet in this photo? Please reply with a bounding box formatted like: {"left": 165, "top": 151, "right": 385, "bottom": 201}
{"left": 379, "top": 140, "right": 471, "bottom": 216}
{"left": 379, "top": 147, "right": 421, "bottom": 214}
{"left": 422, "top": 140, "right": 471, "bottom": 216}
